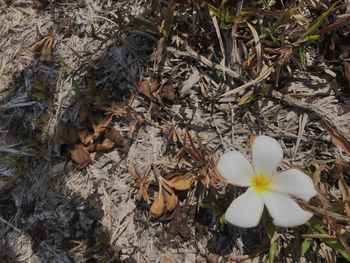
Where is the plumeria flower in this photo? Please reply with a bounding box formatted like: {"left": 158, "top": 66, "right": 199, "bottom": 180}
{"left": 217, "top": 135, "right": 317, "bottom": 228}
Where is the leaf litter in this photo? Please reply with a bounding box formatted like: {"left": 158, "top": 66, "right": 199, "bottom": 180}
{"left": 0, "top": 0, "right": 350, "bottom": 262}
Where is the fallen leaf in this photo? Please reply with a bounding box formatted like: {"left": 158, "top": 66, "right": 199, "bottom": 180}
{"left": 105, "top": 128, "right": 126, "bottom": 147}
{"left": 80, "top": 103, "right": 89, "bottom": 123}
{"left": 30, "top": 35, "right": 54, "bottom": 63}
{"left": 33, "top": 0, "right": 49, "bottom": 9}
{"left": 164, "top": 190, "right": 178, "bottom": 212}
{"left": 136, "top": 80, "right": 158, "bottom": 102}
{"left": 128, "top": 163, "right": 149, "bottom": 203}
{"left": 168, "top": 206, "right": 191, "bottom": 240}
{"left": 322, "top": 118, "right": 350, "bottom": 156}
{"left": 95, "top": 138, "right": 115, "bottom": 151}
{"left": 150, "top": 191, "right": 165, "bottom": 218}
{"left": 161, "top": 84, "right": 175, "bottom": 101}
{"left": 69, "top": 144, "right": 91, "bottom": 169}
{"left": 57, "top": 122, "right": 80, "bottom": 147}
{"left": 77, "top": 127, "right": 94, "bottom": 145}
{"left": 162, "top": 173, "right": 194, "bottom": 191}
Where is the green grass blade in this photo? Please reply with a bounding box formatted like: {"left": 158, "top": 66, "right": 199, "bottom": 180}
{"left": 300, "top": 0, "right": 340, "bottom": 40}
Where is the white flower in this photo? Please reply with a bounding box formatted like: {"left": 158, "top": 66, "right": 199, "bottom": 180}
{"left": 217, "top": 135, "right": 317, "bottom": 228}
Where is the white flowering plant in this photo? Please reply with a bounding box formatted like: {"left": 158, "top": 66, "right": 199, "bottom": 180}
{"left": 216, "top": 135, "right": 317, "bottom": 228}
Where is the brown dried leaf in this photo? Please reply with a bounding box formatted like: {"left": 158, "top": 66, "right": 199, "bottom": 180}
{"left": 128, "top": 163, "right": 149, "bottom": 203}
{"left": 161, "top": 84, "right": 175, "bottom": 101}
{"left": 30, "top": 35, "right": 54, "bottom": 63}
{"left": 136, "top": 80, "right": 158, "bottom": 102}
{"left": 95, "top": 138, "right": 115, "bottom": 151}
{"left": 247, "top": 23, "right": 262, "bottom": 73}
{"left": 77, "top": 127, "right": 94, "bottom": 145}
{"left": 33, "top": 0, "right": 49, "bottom": 9}
{"left": 69, "top": 144, "right": 91, "bottom": 168}
{"left": 88, "top": 111, "right": 107, "bottom": 139}
{"left": 105, "top": 128, "right": 126, "bottom": 147}
{"left": 322, "top": 118, "right": 350, "bottom": 156}
{"left": 163, "top": 173, "right": 194, "bottom": 191}
{"left": 164, "top": 190, "right": 178, "bottom": 212}
{"left": 57, "top": 122, "right": 80, "bottom": 147}
{"left": 150, "top": 191, "right": 165, "bottom": 218}
{"left": 80, "top": 103, "right": 89, "bottom": 123}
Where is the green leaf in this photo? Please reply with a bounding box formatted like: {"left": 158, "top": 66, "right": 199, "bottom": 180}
{"left": 207, "top": 4, "right": 243, "bottom": 23}
{"left": 73, "top": 81, "right": 83, "bottom": 100}
{"left": 269, "top": 241, "right": 278, "bottom": 263}
{"left": 266, "top": 222, "right": 276, "bottom": 240}
{"left": 59, "top": 56, "right": 73, "bottom": 73}
{"left": 161, "top": 0, "right": 175, "bottom": 38}
{"left": 310, "top": 220, "right": 350, "bottom": 261}
{"left": 300, "top": 1, "right": 340, "bottom": 40}
{"left": 247, "top": 11, "right": 288, "bottom": 45}
{"left": 266, "top": 222, "right": 278, "bottom": 263}
{"left": 258, "top": 0, "right": 270, "bottom": 9}
{"left": 238, "top": 84, "right": 271, "bottom": 105}
{"left": 301, "top": 237, "right": 313, "bottom": 256}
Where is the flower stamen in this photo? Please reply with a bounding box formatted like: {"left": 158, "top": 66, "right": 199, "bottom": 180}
{"left": 251, "top": 173, "right": 273, "bottom": 194}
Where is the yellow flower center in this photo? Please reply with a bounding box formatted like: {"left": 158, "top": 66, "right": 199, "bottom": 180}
{"left": 251, "top": 173, "right": 273, "bottom": 194}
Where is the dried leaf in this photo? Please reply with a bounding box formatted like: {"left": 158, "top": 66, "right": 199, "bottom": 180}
{"left": 322, "top": 118, "right": 350, "bottom": 156}
{"left": 150, "top": 191, "right": 165, "bottom": 218}
{"left": 161, "top": 84, "right": 175, "bottom": 101}
{"left": 57, "top": 122, "right": 80, "bottom": 147}
{"left": 69, "top": 144, "right": 91, "bottom": 169}
{"left": 164, "top": 190, "right": 178, "bottom": 212}
{"left": 163, "top": 173, "right": 194, "bottom": 191}
{"left": 77, "top": 127, "right": 94, "bottom": 145}
{"left": 247, "top": 23, "right": 262, "bottom": 73}
{"left": 136, "top": 80, "right": 158, "bottom": 102}
{"left": 95, "top": 138, "right": 115, "bottom": 151}
{"left": 80, "top": 103, "right": 89, "bottom": 123}
{"left": 30, "top": 35, "right": 54, "bottom": 63}
{"left": 33, "top": 0, "right": 49, "bottom": 9}
{"left": 128, "top": 163, "right": 149, "bottom": 203}
{"left": 105, "top": 128, "right": 126, "bottom": 147}
{"left": 220, "top": 64, "right": 274, "bottom": 97}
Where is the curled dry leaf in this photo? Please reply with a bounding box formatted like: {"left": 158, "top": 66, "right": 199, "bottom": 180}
{"left": 69, "top": 144, "right": 91, "bottom": 169}
{"left": 57, "top": 122, "right": 80, "bottom": 147}
{"left": 106, "top": 128, "right": 127, "bottom": 147}
{"left": 95, "top": 138, "right": 115, "bottom": 151}
{"left": 30, "top": 35, "right": 54, "bottom": 63}
{"left": 80, "top": 103, "right": 89, "bottom": 123}
{"left": 163, "top": 173, "right": 195, "bottom": 191}
{"left": 77, "top": 127, "right": 94, "bottom": 145}
{"left": 150, "top": 191, "right": 165, "bottom": 218}
{"left": 136, "top": 79, "right": 158, "bottom": 102}
{"left": 164, "top": 190, "right": 178, "bottom": 212}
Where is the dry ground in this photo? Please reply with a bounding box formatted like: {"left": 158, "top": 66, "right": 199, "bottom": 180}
{"left": 1, "top": 0, "right": 350, "bottom": 262}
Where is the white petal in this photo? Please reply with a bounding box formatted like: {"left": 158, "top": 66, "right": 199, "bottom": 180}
{"left": 224, "top": 187, "right": 264, "bottom": 228}
{"left": 252, "top": 135, "right": 283, "bottom": 177}
{"left": 217, "top": 151, "right": 255, "bottom": 186}
{"left": 270, "top": 169, "right": 317, "bottom": 201}
{"left": 262, "top": 191, "right": 313, "bottom": 227}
